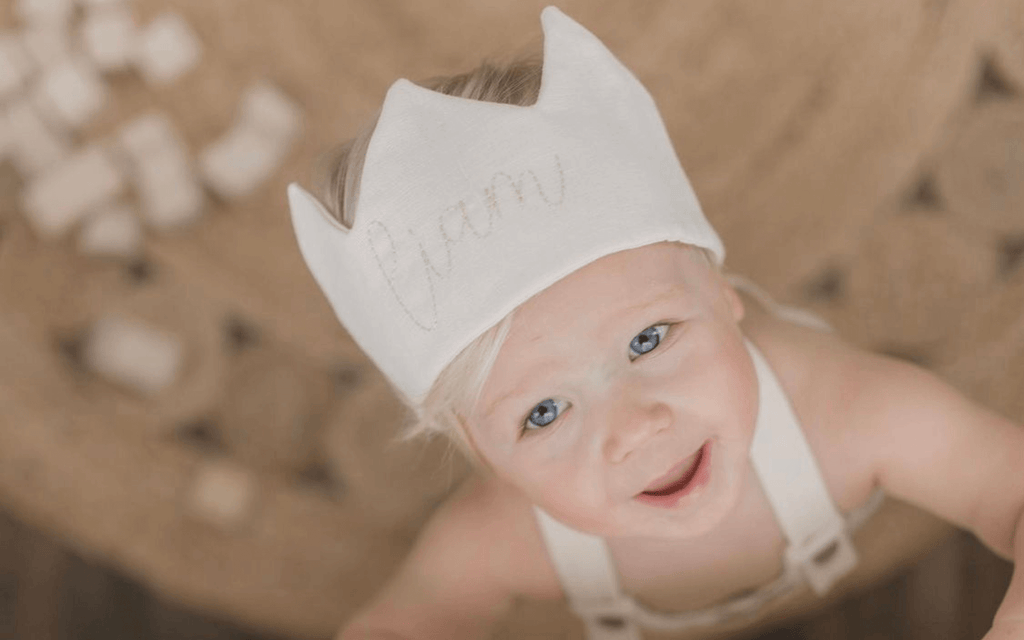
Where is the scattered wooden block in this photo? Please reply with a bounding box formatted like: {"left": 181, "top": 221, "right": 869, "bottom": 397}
{"left": 83, "top": 313, "right": 184, "bottom": 395}
{"left": 6, "top": 99, "right": 70, "bottom": 179}
{"left": 197, "top": 80, "right": 302, "bottom": 200}
{"left": 187, "top": 459, "right": 258, "bottom": 530}
{"left": 116, "top": 111, "right": 182, "bottom": 158}
{"left": 21, "top": 145, "right": 125, "bottom": 238}
{"left": 200, "top": 123, "right": 288, "bottom": 200}
{"left": 115, "top": 112, "right": 204, "bottom": 229}
{"left": 31, "top": 56, "right": 107, "bottom": 131}
{"left": 14, "top": 0, "right": 74, "bottom": 26}
{"left": 240, "top": 80, "right": 302, "bottom": 144}
{"left": 134, "top": 12, "right": 201, "bottom": 86}
{"left": 137, "top": 171, "right": 204, "bottom": 230}
{"left": 115, "top": 112, "right": 190, "bottom": 181}
{"left": 79, "top": 5, "right": 137, "bottom": 72}
{"left": 21, "top": 23, "right": 68, "bottom": 69}
{"left": 0, "top": 117, "right": 13, "bottom": 163}
{"left": 77, "top": 203, "right": 143, "bottom": 258}
{"left": 79, "top": 0, "right": 131, "bottom": 8}
{"left": 0, "top": 33, "right": 33, "bottom": 100}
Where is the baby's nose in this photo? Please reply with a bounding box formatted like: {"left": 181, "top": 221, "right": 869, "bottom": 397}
{"left": 601, "top": 392, "right": 672, "bottom": 464}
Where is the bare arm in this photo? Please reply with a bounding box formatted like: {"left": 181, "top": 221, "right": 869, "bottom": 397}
{"left": 336, "top": 475, "right": 519, "bottom": 640}
{"left": 849, "top": 352, "right": 1024, "bottom": 637}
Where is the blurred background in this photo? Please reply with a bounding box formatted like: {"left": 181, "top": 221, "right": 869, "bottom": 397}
{"left": 0, "top": 0, "right": 1023, "bottom": 638}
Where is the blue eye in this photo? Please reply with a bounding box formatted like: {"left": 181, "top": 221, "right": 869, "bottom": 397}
{"left": 524, "top": 398, "right": 570, "bottom": 431}
{"left": 629, "top": 324, "right": 670, "bottom": 360}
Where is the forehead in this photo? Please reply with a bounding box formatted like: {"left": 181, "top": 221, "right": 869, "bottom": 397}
{"left": 508, "top": 242, "right": 708, "bottom": 333}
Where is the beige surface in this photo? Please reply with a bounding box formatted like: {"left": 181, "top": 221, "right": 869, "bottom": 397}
{"left": 0, "top": 1, "right": 1022, "bottom": 638}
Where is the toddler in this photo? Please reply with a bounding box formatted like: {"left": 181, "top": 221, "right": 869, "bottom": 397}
{"left": 287, "top": 7, "right": 1024, "bottom": 640}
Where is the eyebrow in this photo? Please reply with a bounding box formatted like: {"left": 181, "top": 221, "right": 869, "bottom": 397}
{"left": 480, "top": 286, "right": 685, "bottom": 424}
{"left": 480, "top": 356, "right": 562, "bottom": 424}
{"left": 617, "top": 287, "right": 683, "bottom": 320}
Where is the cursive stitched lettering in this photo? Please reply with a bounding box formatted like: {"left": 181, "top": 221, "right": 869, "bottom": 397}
{"left": 366, "top": 154, "right": 567, "bottom": 331}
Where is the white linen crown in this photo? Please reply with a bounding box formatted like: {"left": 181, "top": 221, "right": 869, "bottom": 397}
{"left": 287, "top": 6, "right": 725, "bottom": 404}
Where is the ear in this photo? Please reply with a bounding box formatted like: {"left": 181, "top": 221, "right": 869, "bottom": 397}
{"left": 717, "top": 272, "right": 745, "bottom": 323}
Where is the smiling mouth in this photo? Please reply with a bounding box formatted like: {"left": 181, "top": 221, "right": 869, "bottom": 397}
{"left": 640, "top": 441, "right": 709, "bottom": 497}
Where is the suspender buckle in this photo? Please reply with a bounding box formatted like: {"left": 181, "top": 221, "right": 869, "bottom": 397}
{"left": 572, "top": 598, "right": 642, "bottom": 640}
{"left": 784, "top": 520, "right": 858, "bottom": 596}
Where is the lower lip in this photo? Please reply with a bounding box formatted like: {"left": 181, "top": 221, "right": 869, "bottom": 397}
{"left": 634, "top": 441, "right": 712, "bottom": 508}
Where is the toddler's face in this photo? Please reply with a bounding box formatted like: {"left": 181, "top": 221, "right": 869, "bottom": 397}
{"left": 465, "top": 242, "right": 758, "bottom": 539}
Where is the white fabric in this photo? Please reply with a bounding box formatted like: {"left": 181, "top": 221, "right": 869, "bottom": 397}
{"left": 747, "top": 340, "right": 860, "bottom": 596}
{"left": 286, "top": 6, "right": 724, "bottom": 403}
{"left": 533, "top": 507, "right": 642, "bottom": 640}
{"left": 530, "top": 290, "right": 885, "bottom": 637}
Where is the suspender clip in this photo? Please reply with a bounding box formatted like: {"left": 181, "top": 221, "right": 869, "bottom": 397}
{"left": 784, "top": 520, "right": 858, "bottom": 596}
{"left": 572, "top": 598, "right": 642, "bottom": 640}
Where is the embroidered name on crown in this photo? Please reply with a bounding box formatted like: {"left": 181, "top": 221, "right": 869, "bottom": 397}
{"left": 367, "top": 154, "right": 567, "bottom": 331}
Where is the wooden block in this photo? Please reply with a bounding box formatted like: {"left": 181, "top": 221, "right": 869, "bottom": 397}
{"left": 0, "top": 33, "right": 33, "bottom": 100}
{"left": 31, "top": 56, "right": 108, "bottom": 130}
{"left": 83, "top": 313, "right": 184, "bottom": 395}
{"left": 136, "top": 172, "right": 204, "bottom": 230}
{"left": 116, "top": 110, "right": 184, "bottom": 161}
{"left": 79, "top": 5, "right": 137, "bottom": 72}
{"left": 6, "top": 100, "right": 70, "bottom": 179}
{"left": 114, "top": 112, "right": 204, "bottom": 229}
{"left": 0, "top": 115, "right": 13, "bottom": 162}
{"left": 199, "top": 124, "right": 287, "bottom": 200}
{"left": 20, "top": 23, "right": 68, "bottom": 69}
{"left": 134, "top": 12, "right": 201, "bottom": 86}
{"left": 21, "top": 145, "right": 125, "bottom": 238}
{"left": 77, "top": 203, "right": 143, "bottom": 258}
{"left": 239, "top": 80, "right": 302, "bottom": 144}
{"left": 79, "top": 0, "right": 130, "bottom": 7}
{"left": 14, "top": 0, "right": 74, "bottom": 25}
{"left": 187, "top": 459, "right": 258, "bottom": 530}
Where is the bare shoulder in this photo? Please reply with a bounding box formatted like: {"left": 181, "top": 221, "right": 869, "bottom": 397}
{"left": 736, "top": 287, "right": 1024, "bottom": 555}
{"left": 456, "top": 471, "right": 567, "bottom": 601}
{"left": 341, "top": 470, "right": 564, "bottom": 638}
{"left": 735, "top": 288, "right": 895, "bottom": 509}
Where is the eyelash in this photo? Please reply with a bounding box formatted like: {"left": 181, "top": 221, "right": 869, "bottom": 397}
{"left": 519, "top": 322, "right": 675, "bottom": 436}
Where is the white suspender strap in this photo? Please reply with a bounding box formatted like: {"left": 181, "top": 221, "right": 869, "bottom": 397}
{"left": 745, "top": 338, "right": 858, "bottom": 595}
{"left": 532, "top": 505, "right": 642, "bottom": 640}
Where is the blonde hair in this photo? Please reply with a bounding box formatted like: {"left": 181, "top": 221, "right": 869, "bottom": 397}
{"left": 314, "top": 54, "right": 720, "bottom": 468}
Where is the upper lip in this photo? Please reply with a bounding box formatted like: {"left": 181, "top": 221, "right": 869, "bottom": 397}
{"left": 639, "top": 441, "right": 706, "bottom": 494}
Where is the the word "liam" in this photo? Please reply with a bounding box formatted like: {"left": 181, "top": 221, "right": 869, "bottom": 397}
{"left": 366, "top": 154, "right": 567, "bottom": 331}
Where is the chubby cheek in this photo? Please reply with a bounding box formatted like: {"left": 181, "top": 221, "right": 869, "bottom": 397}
{"left": 516, "top": 460, "right": 610, "bottom": 526}
{"left": 683, "top": 328, "right": 756, "bottom": 439}
{"left": 719, "top": 338, "right": 759, "bottom": 442}
{"left": 540, "top": 486, "right": 613, "bottom": 533}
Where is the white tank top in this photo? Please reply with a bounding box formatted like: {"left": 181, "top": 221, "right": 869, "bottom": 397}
{"left": 530, "top": 274, "right": 887, "bottom": 640}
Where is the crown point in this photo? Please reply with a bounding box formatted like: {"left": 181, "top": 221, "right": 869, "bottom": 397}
{"left": 541, "top": 5, "right": 563, "bottom": 19}
{"left": 287, "top": 182, "right": 348, "bottom": 234}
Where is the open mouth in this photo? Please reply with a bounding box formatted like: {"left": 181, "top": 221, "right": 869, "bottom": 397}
{"left": 635, "top": 441, "right": 711, "bottom": 506}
